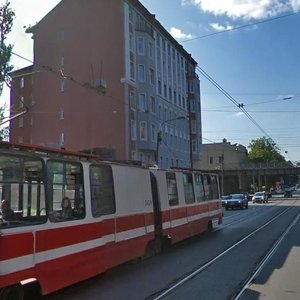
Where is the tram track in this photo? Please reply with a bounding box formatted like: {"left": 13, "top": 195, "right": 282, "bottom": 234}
{"left": 150, "top": 200, "right": 299, "bottom": 300}
{"left": 215, "top": 198, "right": 288, "bottom": 231}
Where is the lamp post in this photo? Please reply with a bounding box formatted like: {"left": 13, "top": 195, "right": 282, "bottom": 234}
{"left": 155, "top": 116, "right": 185, "bottom": 166}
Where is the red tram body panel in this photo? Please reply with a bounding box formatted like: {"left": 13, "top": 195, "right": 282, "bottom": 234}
{"left": 0, "top": 142, "right": 222, "bottom": 297}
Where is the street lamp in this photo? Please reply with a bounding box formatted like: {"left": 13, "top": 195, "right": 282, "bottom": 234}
{"left": 155, "top": 116, "right": 185, "bottom": 166}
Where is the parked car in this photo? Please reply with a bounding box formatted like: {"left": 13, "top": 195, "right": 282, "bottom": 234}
{"left": 224, "top": 194, "right": 248, "bottom": 210}
{"left": 252, "top": 191, "right": 268, "bottom": 203}
{"left": 221, "top": 195, "right": 231, "bottom": 207}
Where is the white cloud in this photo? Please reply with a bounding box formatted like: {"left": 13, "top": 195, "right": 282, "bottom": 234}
{"left": 234, "top": 112, "right": 244, "bottom": 117}
{"left": 291, "top": 0, "right": 300, "bottom": 10}
{"left": 186, "top": 0, "right": 297, "bottom": 20}
{"left": 169, "top": 27, "right": 194, "bottom": 40}
{"left": 210, "top": 23, "right": 234, "bottom": 31}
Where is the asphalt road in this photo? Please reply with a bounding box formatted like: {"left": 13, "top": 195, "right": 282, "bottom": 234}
{"left": 25, "top": 196, "right": 300, "bottom": 300}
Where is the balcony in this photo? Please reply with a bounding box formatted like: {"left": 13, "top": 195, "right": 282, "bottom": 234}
{"left": 135, "top": 21, "right": 154, "bottom": 38}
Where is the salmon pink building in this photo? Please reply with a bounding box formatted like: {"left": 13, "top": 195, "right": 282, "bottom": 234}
{"left": 10, "top": 0, "right": 202, "bottom": 168}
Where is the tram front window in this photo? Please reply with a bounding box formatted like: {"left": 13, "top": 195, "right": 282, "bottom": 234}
{"left": 0, "top": 154, "right": 46, "bottom": 227}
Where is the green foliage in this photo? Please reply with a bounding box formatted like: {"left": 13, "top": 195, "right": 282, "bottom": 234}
{"left": 0, "top": 104, "right": 8, "bottom": 140}
{"left": 0, "top": 1, "right": 14, "bottom": 141}
{"left": 0, "top": 0, "right": 15, "bottom": 95}
{"left": 248, "top": 137, "right": 285, "bottom": 163}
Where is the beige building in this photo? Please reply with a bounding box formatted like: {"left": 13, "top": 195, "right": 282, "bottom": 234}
{"left": 197, "top": 140, "right": 248, "bottom": 171}
{"left": 9, "top": 0, "right": 202, "bottom": 169}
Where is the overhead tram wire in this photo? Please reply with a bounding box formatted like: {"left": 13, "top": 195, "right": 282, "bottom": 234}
{"left": 196, "top": 66, "right": 277, "bottom": 145}
{"left": 197, "top": 66, "right": 295, "bottom": 161}
{"left": 181, "top": 11, "right": 300, "bottom": 42}
{"left": 202, "top": 95, "right": 300, "bottom": 110}
{"left": 11, "top": 51, "right": 107, "bottom": 97}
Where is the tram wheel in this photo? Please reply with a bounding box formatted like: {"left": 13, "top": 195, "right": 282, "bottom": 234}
{"left": 0, "top": 284, "right": 24, "bottom": 300}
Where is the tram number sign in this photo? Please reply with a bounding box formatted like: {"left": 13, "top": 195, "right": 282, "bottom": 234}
{"left": 145, "top": 199, "right": 153, "bottom": 207}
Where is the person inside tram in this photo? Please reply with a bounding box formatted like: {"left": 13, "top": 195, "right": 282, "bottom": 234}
{"left": 51, "top": 197, "right": 73, "bottom": 222}
{"left": 60, "top": 197, "right": 73, "bottom": 219}
{"left": 0, "top": 200, "right": 16, "bottom": 222}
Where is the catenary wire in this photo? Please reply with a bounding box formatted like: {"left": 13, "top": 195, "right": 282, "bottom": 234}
{"left": 181, "top": 11, "right": 300, "bottom": 42}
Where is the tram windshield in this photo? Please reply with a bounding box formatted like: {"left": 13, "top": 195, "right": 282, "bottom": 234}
{"left": 0, "top": 154, "right": 46, "bottom": 227}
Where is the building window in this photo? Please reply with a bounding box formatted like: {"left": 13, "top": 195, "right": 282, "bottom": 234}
{"left": 129, "top": 6, "right": 134, "bottom": 22}
{"left": 156, "top": 34, "right": 160, "bottom": 47}
{"left": 163, "top": 84, "right": 167, "bottom": 98}
{"left": 209, "top": 157, "right": 213, "bottom": 164}
{"left": 60, "top": 55, "right": 65, "bottom": 66}
{"left": 150, "top": 124, "right": 156, "bottom": 142}
{"left": 20, "top": 77, "right": 25, "bottom": 88}
{"left": 149, "top": 42, "right": 154, "bottom": 58}
{"left": 131, "top": 151, "right": 137, "bottom": 160}
{"left": 18, "top": 117, "right": 23, "bottom": 128}
{"left": 149, "top": 68, "right": 155, "bottom": 85}
{"left": 139, "top": 121, "right": 147, "bottom": 141}
{"left": 129, "top": 33, "right": 134, "bottom": 52}
{"left": 138, "top": 93, "right": 146, "bottom": 112}
{"left": 130, "top": 91, "right": 136, "bottom": 110}
{"left": 173, "top": 91, "right": 177, "bottom": 104}
{"left": 130, "top": 62, "right": 135, "bottom": 80}
{"left": 164, "top": 107, "right": 167, "bottom": 121}
{"left": 131, "top": 120, "right": 137, "bottom": 140}
{"left": 19, "top": 96, "right": 24, "bottom": 108}
{"left": 192, "top": 140, "right": 197, "bottom": 153}
{"left": 59, "top": 133, "right": 65, "bottom": 147}
{"left": 158, "top": 104, "right": 162, "bottom": 120}
{"left": 60, "top": 108, "right": 65, "bottom": 120}
{"left": 191, "top": 100, "right": 195, "bottom": 112}
{"left": 138, "top": 64, "right": 145, "bottom": 82}
{"left": 137, "top": 37, "right": 145, "bottom": 55}
{"left": 60, "top": 80, "right": 65, "bottom": 92}
{"left": 30, "top": 95, "right": 35, "bottom": 106}
{"left": 150, "top": 96, "right": 156, "bottom": 114}
{"left": 158, "top": 80, "right": 162, "bottom": 94}
{"left": 191, "top": 120, "right": 197, "bottom": 134}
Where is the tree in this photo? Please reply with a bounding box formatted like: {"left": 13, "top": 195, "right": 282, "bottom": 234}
{"left": 247, "top": 137, "right": 285, "bottom": 163}
{"left": 0, "top": 104, "right": 8, "bottom": 140}
{"left": 0, "top": 0, "right": 14, "bottom": 94}
{"left": 0, "top": 1, "right": 14, "bottom": 140}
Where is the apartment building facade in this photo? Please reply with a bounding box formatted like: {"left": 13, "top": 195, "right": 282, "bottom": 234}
{"left": 10, "top": 0, "right": 202, "bottom": 168}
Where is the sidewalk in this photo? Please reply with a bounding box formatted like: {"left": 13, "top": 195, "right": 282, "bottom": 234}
{"left": 242, "top": 211, "right": 300, "bottom": 299}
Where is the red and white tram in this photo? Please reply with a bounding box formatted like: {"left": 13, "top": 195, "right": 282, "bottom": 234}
{"left": 0, "top": 142, "right": 222, "bottom": 300}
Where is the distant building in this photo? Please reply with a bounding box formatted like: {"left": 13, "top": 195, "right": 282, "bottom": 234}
{"left": 196, "top": 139, "right": 248, "bottom": 171}
{"left": 9, "top": 0, "right": 202, "bottom": 168}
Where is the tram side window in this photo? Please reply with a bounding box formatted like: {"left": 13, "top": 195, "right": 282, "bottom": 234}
{"left": 90, "top": 164, "right": 115, "bottom": 217}
{"left": 203, "top": 175, "right": 219, "bottom": 200}
{"left": 210, "top": 175, "right": 220, "bottom": 199}
{"left": 203, "top": 175, "right": 210, "bottom": 200}
{"left": 166, "top": 172, "right": 179, "bottom": 206}
{"left": 183, "top": 173, "right": 195, "bottom": 204}
{"left": 0, "top": 154, "right": 46, "bottom": 227}
{"left": 47, "top": 160, "right": 85, "bottom": 222}
{"left": 194, "top": 174, "right": 205, "bottom": 202}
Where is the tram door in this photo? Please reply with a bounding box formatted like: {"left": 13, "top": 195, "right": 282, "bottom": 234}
{"left": 150, "top": 172, "right": 162, "bottom": 236}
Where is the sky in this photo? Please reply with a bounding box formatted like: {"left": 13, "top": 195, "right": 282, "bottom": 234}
{"left": 1, "top": 0, "right": 300, "bottom": 162}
